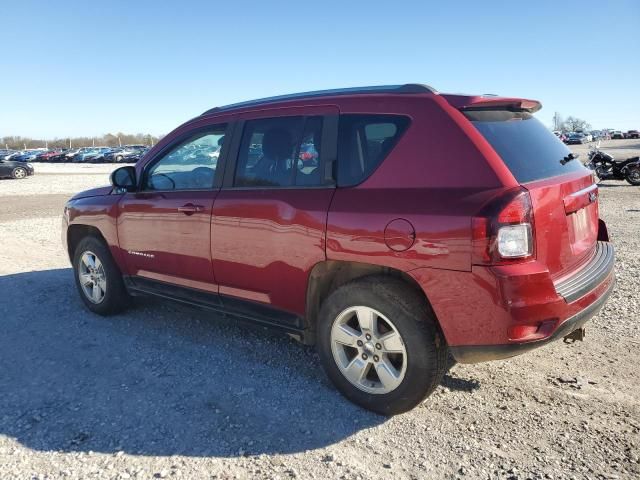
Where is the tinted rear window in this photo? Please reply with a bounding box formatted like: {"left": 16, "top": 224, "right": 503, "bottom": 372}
{"left": 465, "top": 110, "right": 588, "bottom": 183}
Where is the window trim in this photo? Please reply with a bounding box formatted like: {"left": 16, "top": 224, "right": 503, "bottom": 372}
{"left": 222, "top": 114, "right": 337, "bottom": 190}
{"left": 139, "top": 123, "right": 231, "bottom": 193}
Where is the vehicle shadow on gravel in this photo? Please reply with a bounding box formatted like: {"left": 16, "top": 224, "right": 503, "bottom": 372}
{"left": 441, "top": 375, "right": 480, "bottom": 393}
{"left": 0, "top": 268, "right": 385, "bottom": 458}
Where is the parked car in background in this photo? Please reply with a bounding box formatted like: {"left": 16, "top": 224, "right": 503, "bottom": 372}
{"left": 553, "top": 131, "right": 567, "bottom": 142}
{"left": 298, "top": 143, "right": 319, "bottom": 171}
{"left": 0, "top": 157, "right": 34, "bottom": 179}
{"left": 0, "top": 149, "right": 18, "bottom": 160}
{"left": 4, "top": 151, "right": 22, "bottom": 160}
{"left": 65, "top": 149, "right": 81, "bottom": 161}
{"left": 32, "top": 150, "right": 53, "bottom": 161}
{"left": 11, "top": 150, "right": 45, "bottom": 162}
{"left": 63, "top": 84, "right": 614, "bottom": 415}
{"left": 566, "top": 132, "right": 586, "bottom": 144}
{"left": 88, "top": 148, "right": 116, "bottom": 163}
{"left": 577, "top": 132, "right": 592, "bottom": 142}
{"left": 34, "top": 149, "right": 66, "bottom": 162}
{"left": 47, "top": 149, "right": 71, "bottom": 162}
{"left": 65, "top": 147, "right": 93, "bottom": 161}
{"left": 611, "top": 131, "right": 625, "bottom": 139}
{"left": 104, "top": 147, "right": 141, "bottom": 162}
{"left": 74, "top": 147, "right": 111, "bottom": 163}
{"left": 626, "top": 130, "right": 639, "bottom": 139}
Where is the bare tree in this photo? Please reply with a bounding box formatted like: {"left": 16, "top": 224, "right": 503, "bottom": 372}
{"left": 562, "top": 116, "right": 591, "bottom": 133}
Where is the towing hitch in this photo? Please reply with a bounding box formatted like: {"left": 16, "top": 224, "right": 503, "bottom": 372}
{"left": 563, "top": 328, "right": 586, "bottom": 344}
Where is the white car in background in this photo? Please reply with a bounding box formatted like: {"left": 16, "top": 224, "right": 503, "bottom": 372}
{"left": 612, "top": 131, "right": 625, "bottom": 139}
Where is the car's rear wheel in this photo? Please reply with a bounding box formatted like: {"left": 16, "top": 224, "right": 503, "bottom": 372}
{"left": 625, "top": 167, "right": 640, "bottom": 186}
{"left": 73, "top": 236, "right": 130, "bottom": 315}
{"left": 317, "top": 276, "right": 448, "bottom": 415}
{"left": 12, "top": 167, "right": 27, "bottom": 179}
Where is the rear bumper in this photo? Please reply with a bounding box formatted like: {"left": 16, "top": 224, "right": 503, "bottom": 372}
{"left": 409, "top": 241, "right": 615, "bottom": 364}
{"left": 554, "top": 241, "right": 614, "bottom": 303}
{"left": 449, "top": 273, "right": 614, "bottom": 363}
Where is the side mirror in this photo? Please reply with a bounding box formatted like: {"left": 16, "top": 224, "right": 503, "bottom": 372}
{"left": 110, "top": 166, "right": 136, "bottom": 192}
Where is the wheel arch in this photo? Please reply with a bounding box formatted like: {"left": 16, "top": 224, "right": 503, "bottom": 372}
{"left": 66, "top": 224, "right": 109, "bottom": 263}
{"left": 304, "top": 260, "right": 443, "bottom": 345}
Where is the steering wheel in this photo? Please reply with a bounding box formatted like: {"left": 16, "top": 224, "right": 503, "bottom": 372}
{"left": 150, "top": 173, "right": 175, "bottom": 190}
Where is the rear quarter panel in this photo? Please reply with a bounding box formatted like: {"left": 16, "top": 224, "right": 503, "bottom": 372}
{"left": 327, "top": 95, "right": 514, "bottom": 272}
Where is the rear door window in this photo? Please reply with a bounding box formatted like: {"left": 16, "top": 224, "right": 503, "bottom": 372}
{"left": 465, "top": 110, "right": 588, "bottom": 183}
{"left": 337, "top": 115, "right": 410, "bottom": 186}
{"left": 234, "top": 116, "right": 324, "bottom": 188}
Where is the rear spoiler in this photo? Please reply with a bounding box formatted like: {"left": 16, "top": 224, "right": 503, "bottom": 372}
{"left": 442, "top": 94, "right": 542, "bottom": 113}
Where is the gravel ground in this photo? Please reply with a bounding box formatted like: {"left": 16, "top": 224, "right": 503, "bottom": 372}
{"left": 0, "top": 140, "right": 638, "bottom": 479}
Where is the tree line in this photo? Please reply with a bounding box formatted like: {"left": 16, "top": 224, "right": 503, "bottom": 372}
{"left": 1, "top": 132, "right": 164, "bottom": 150}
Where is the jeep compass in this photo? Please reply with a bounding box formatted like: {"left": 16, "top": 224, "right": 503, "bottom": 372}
{"left": 62, "top": 84, "right": 615, "bottom": 414}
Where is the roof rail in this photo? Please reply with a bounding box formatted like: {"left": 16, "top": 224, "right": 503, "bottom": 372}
{"left": 202, "top": 83, "right": 437, "bottom": 115}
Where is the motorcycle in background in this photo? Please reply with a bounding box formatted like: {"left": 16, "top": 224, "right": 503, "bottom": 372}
{"left": 586, "top": 142, "right": 640, "bottom": 185}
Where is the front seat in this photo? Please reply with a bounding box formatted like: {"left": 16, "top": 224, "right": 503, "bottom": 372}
{"left": 255, "top": 128, "right": 293, "bottom": 186}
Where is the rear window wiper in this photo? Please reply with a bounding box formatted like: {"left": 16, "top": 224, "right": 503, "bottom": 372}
{"left": 560, "top": 153, "right": 579, "bottom": 165}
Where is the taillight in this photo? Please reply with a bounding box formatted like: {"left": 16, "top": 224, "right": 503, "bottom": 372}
{"left": 472, "top": 188, "right": 535, "bottom": 265}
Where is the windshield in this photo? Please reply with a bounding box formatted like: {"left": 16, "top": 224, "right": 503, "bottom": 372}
{"left": 465, "top": 110, "right": 588, "bottom": 183}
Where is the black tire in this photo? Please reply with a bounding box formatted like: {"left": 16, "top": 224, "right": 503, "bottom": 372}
{"left": 316, "top": 276, "right": 448, "bottom": 415}
{"left": 626, "top": 167, "right": 640, "bottom": 186}
{"left": 72, "top": 236, "right": 130, "bottom": 315}
{"left": 11, "top": 167, "right": 27, "bottom": 179}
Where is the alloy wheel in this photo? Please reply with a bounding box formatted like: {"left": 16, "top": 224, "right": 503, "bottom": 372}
{"left": 13, "top": 168, "right": 27, "bottom": 179}
{"left": 330, "top": 306, "right": 407, "bottom": 394}
{"left": 78, "top": 251, "right": 107, "bottom": 304}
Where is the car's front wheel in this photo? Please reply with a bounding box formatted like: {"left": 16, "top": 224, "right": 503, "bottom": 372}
{"left": 73, "top": 236, "right": 130, "bottom": 315}
{"left": 12, "top": 167, "right": 27, "bottom": 179}
{"left": 317, "top": 276, "right": 448, "bottom": 415}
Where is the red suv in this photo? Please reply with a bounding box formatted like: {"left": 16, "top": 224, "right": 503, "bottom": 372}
{"left": 62, "top": 84, "right": 615, "bottom": 414}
